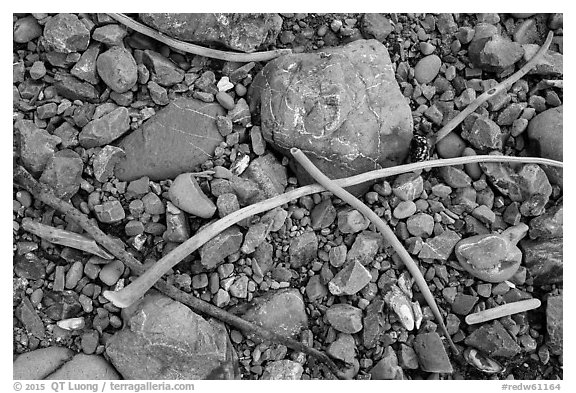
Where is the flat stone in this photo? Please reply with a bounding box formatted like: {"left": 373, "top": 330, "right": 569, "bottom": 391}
{"left": 451, "top": 294, "right": 478, "bottom": 315}
{"left": 346, "top": 231, "right": 382, "bottom": 264}
{"left": 546, "top": 295, "right": 563, "bottom": 355}
{"left": 94, "top": 200, "right": 125, "bottom": 223}
{"left": 464, "top": 320, "right": 522, "bottom": 358}
{"left": 99, "top": 260, "right": 124, "bottom": 286}
{"left": 241, "top": 153, "right": 287, "bottom": 202}
{"left": 241, "top": 222, "right": 270, "bottom": 254}
{"left": 456, "top": 224, "right": 528, "bottom": 283}
{"left": 140, "top": 13, "right": 282, "bottom": 53}
{"left": 54, "top": 72, "right": 100, "bottom": 103}
{"left": 311, "top": 199, "right": 337, "bottom": 229}
{"left": 106, "top": 292, "right": 238, "bottom": 379}
{"left": 406, "top": 213, "right": 434, "bottom": 238}
{"left": 116, "top": 98, "right": 225, "bottom": 182}
{"left": 393, "top": 201, "right": 417, "bottom": 219}
{"left": 439, "top": 166, "right": 472, "bottom": 188}
{"left": 527, "top": 106, "right": 562, "bottom": 186}
{"left": 327, "top": 333, "right": 357, "bottom": 364}
{"left": 329, "top": 261, "right": 372, "bottom": 296}
{"left": 42, "top": 290, "right": 82, "bottom": 321}
{"left": 337, "top": 209, "right": 369, "bottom": 233}
{"left": 289, "top": 231, "right": 318, "bottom": 268}
{"left": 16, "top": 296, "right": 45, "bottom": 339}
{"left": 399, "top": 343, "right": 419, "bottom": 370}
{"left": 16, "top": 119, "right": 61, "bottom": 175}
{"left": 413, "top": 332, "right": 453, "bottom": 373}
{"left": 43, "top": 13, "right": 90, "bottom": 53}
{"left": 200, "top": 226, "right": 243, "bottom": 270}
{"left": 14, "top": 253, "right": 46, "bottom": 281}
{"left": 250, "top": 126, "right": 266, "bottom": 155}
{"left": 217, "top": 193, "right": 240, "bottom": 218}
{"left": 53, "top": 122, "right": 79, "bottom": 149}
{"left": 520, "top": 237, "right": 563, "bottom": 285}
{"left": 81, "top": 330, "right": 100, "bottom": 354}
{"left": 480, "top": 162, "right": 552, "bottom": 217}
{"left": 92, "top": 24, "right": 127, "bottom": 46}
{"left": 45, "top": 354, "right": 120, "bottom": 380}
{"left": 148, "top": 81, "right": 169, "bottom": 105}
{"left": 253, "top": 242, "right": 274, "bottom": 276}
{"left": 39, "top": 149, "right": 83, "bottom": 199}
{"left": 471, "top": 205, "right": 496, "bottom": 224}
{"left": 250, "top": 39, "right": 412, "bottom": 196}
{"left": 93, "top": 145, "right": 126, "bottom": 182}
{"left": 370, "top": 346, "right": 404, "bottom": 379}
{"left": 79, "top": 107, "right": 131, "bottom": 148}
{"left": 239, "top": 289, "right": 308, "bottom": 339}
{"left": 229, "top": 276, "right": 249, "bottom": 299}
{"left": 143, "top": 50, "right": 185, "bottom": 87}
{"left": 169, "top": 173, "right": 216, "bottom": 218}
{"left": 393, "top": 173, "right": 424, "bottom": 201}
{"left": 326, "top": 303, "right": 363, "bottom": 334}
{"left": 418, "top": 229, "right": 461, "bottom": 260}
{"left": 414, "top": 55, "right": 441, "bottom": 84}
{"left": 361, "top": 13, "right": 393, "bottom": 41}
{"left": 96, "top": 46, "right": 137, "bottom": 93}
{"left": 262, "top": 360, "right": 303, "bottom": 380}
{"left": 362, "top": 297, "right": 386, "bottom": 348}
{"left": 13, "top": 347, "right": 74, "bottom": 379}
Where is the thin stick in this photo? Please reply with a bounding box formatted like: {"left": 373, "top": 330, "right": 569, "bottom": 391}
{"left": 290, "top": 148, "right": 459, "bottom": 356}
{"left": 108, "top": 13, "right": 292, "bottom": 63}
{"left": 102, "top": 154, "right": 562, "bottom": 310}
{"left": 432, "top": 31, "right": 554, "bottom": 145}
{"left": 465, "top": 299, "right": 541, "bottom": 325}
{"left": 21, "top": 218, "right": 114, "bottom": 260}
{"left": 13, "top": 165, "right": 346, "bottom": 379}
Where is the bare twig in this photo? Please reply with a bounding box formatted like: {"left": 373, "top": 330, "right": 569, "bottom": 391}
{"left": 290, "top": 148, "right": 459, "bottom": 356}
{"left": 465, "top": 299, "right": 541, "bottom": 325}
{"left": 13, "top": 165, "right": 346, "bottom": 379}
{"left": 102, "top": 154, "right": 562, "bottom": 310}
{"left": 107, "top": 13, "right": 292, "bottom": 62}
{"left": 21, "top": 218, "right": 114, "bottom": 260}
{"left": 432, "top": 31, "right": 554, "bottom": 145}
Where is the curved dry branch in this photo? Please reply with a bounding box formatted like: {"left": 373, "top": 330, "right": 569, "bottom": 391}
{"left": 432, "top": 31, "right": 554, "bottom": 145}
{"left": 107, "top": 13, "right": 292, "bottom": 62}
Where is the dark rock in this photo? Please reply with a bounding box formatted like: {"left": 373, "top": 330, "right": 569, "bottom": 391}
{"left": 362, "top": 297, "right": 386, "bottom": 348}
{"left": 200, "top": 226, "right": 243, "bottom": 270}
{"left": 238, "top": 289, "right": 308, "bottom": 339}
{"left": 143, "top": 50, "right": 185, "bottom": 87}
{"left": 140, "top": 13, "right": 282, "bottom": 53}
{"left": 42, "top": 290, "right": 82, "bottom": 320}
{"left": 16, "top": 119, "right": 60, "bottom": 175}
{"left": 461, "top": 113, "right": 504, "bottom": 151}
{"left": 249, "top": 39, "right": 412, "bottom": 196}
{"left": 13, "top": 16, "right": 43, "bottom": 43}
{"left": 106, "top": 292, "right": 238, "bottom": 379}
{"left": 97, "top": 46, "right": 138, "bottom": 93}
{"left": 327, "top": 333, "right": 356, "bottom": 364}
{"left": 546, "top": 295, "right": 563, "bottom": 355}
{"left": 480, "top": 162, "right": 552, "bottom": 216}
{"left": 54, "top": 72, "right": 100, "bottom": 103}
{"left": 42, "top": 13, "right": 90, "bottom": 53}
{"left": 289, "top": 231, "right": 318, "bottom": 268}
{"left": 326, "top": 303, "right": 363, "bottom": 334}
{"left": 361, "top": 14, "right": 394, "bottom": 41}
{"left": 527, "top": 106, "right": 562, "bottom": 186}
{"left": 311, "top": 199, "right": 337, "bottom": 229}
{"left": 329, "top": 261, "right": 372, "bottom": 296}
{"left": 469, "top": 34, "right": 524, "bottom": 72}
{"left": 413, "top": 332, "right": 453, "bottom": 373}
{"left": 439, "top": 166, "right": 471, "bottom": 188}
{"left": 418, "top": 229, "right": 461, "bottom": 260}
{"left": 399, "top": 343, "right": 419, "bottom": 369}
{"left": 370, "top": 346, "right": 404, "bottom": 379}
{"left": 520, "top": 237, "right": 563, "bottom": 285}
{"left": 14, "top": 253, "right": 46, "bottom": 280}
{"left": 39, "top": 149, "right": 83, "bottom": 199}
{"left": 451, "top": 294, "right": 478, "bottom": 315}
{"left": 529, "top": 201, "right": 562, "bottom": 240}
{"left": 16, "top": 296, "right": 45, "bottom": 339}
{"left": 116, "top": 98, "right": 224, "bottom": 181}
{"left": 305, "top": 275, "right": 328, "bottom": 302}
{"left": 464, "top": 320, "right": 522, "bottom": 358}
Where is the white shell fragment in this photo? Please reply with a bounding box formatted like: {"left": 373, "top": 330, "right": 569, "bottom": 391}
{"left": 384, "top": 285, "right": 415, "bottom": 331}
{"left": 464, "top": 348, "right": 503, "bottom": 374}
{"left": 230, "top": 154, "right": 250, "bottom": 176}
{"left": 56, "top": 317, "right": 85, "bottom": 331}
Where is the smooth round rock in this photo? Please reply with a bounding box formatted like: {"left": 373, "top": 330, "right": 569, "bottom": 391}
{"left": 216, "top": 91, "right": 235, "bottom": 110}
{"left": 414, "top": 55, "right": 441, "bottom": 84}
{"left": 462, "top": 147, "right": 482, "bottom": 180}
{"left": 13, "top": 16, "right": 43, "bottom": 43}
{"left": 527, "top": 106, "right": 562, "bottom": 161}
{"left": 99, "top": 260, "right": 125, "bottom": 286}
{"left": 436, "top": 132, "right": 466, "bottom": 158}
{"left": 13, "top": 347, "right": 74, "bottom": 379}
{"left": 169, "top": 173, "right": 216, "bottom": 218}
{"left": 406, "top": 213, "right": 434, "bottom": 237}
{"left": 96, "top": 46, "right": 138, "bottom": 93}
{"left": 393, "top": 201, "right": 417, "bottom": 219}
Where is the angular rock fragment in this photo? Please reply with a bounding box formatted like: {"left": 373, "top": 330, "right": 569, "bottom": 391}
{"left": 92, "top": 145, "right": 125, "bottom": 182}
{"left": 42, "top": 13, "right": 90, "bottom": 53}
{"left": 329, "top": 261, "right": 372, "bottom": 296}
{"left": 520, "top": 237, "right": 563, "bottom": 285}
{"left": 326, "top": 303, "right": 363, "bottom": 334}
{"left": 79, "top": 107, "right": 131, "bottom": 148}
{"left": 71, "top": 44, "right": 100, "bottom": 84}
{"left": 96, "top": 46, "right": 138, "bottom": 93}
{"left": 346, "top": 231, "right": 382, "bottom": 264}
{"left": 464, "top": 320, "right": 522, "bottom": 358}
{"left": 17, "top": 120, "right": 61, "bottom": 175}
{"left": 39, "top": 149, "right": 83, "bottom": 199}
{"left": 262, "top": 360, "right": 303, "bottom": 380}
{"left": 418, "top": 229, "right": 461, "bottom": 260}
{"left": 199, "top": 226, "right": 243, "bottom": 270}
{"left": 413, "top": 332, "right": 453, "bottom": 373}
{"left": 289, "top": 231, "right": 318, "bottom": 268}
{"left": 546, "top": 295, "right": 563, "bottom": 355}
{"left": 370, "top": 346, "right": 404, "bottom": 380}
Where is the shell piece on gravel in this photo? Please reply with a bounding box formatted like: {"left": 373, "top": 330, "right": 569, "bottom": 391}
{"left": 384, "top": 285, "right": 415, "bottom": 331}
{"left": 463, "top": 348, "right": 503, "bottom": 374}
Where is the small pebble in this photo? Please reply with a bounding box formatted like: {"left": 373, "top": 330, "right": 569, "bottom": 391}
{"left": 216, "top": 91, "right": 235, "bottom": 110}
